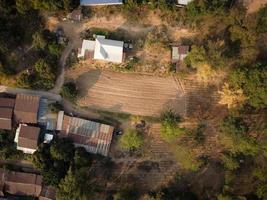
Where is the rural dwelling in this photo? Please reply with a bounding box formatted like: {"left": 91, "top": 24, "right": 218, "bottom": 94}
{"left": 39, "top": 186, "right": 56, "bottom": 200}
{"left": 172, "top": 45, "right": 190, "bottom": 70}
{"left": 176, "top": 0, "right": 194, "bottom": 6}
{"left": 0, "top": 170, "right": 42, "bottom": 197}
{"left": 0, "top": 98, "right": 15, "bottom": 130}
{"left": 80, "top": 0, "right": 123, "bottom": 6}
{"left": 78, "top": 35, "right": 125, "bottom": 63}
{"left": 56, "top": 111, "right": 114, "bottom": 156}
{"left": 67, "top": 9, "right": 83, "bottom": 21}
{"left": 14, "top": 94, "right": 40, "bottom": 124}
{"left": 14, "top": 124, "right": 40, "bottom": 154}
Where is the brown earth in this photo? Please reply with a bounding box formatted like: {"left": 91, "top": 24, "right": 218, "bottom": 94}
{"left": 246, "top": 0, "right": 267, "bottom": 13}
{"left": 67, "top": 69, "right": 186, "bottom": 117}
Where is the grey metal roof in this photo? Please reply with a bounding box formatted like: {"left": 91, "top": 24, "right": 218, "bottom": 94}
{"left": 80, "top": 0, "right": 123, "bottom": 6}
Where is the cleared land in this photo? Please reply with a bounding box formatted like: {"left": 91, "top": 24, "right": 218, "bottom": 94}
{"left": 74, "top": 70, "right": 186, "bottom": 117}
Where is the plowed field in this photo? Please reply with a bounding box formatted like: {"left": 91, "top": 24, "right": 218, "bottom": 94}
{"left": 75, "top": 70, "right": 186, "bottom": 117}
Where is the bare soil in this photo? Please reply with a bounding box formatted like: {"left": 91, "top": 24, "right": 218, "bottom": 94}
{"left": 66, "top": 69, "right": 186, "bottom": 117}
{"left": 246, "top": 0, "right": 267, "bottom": 13}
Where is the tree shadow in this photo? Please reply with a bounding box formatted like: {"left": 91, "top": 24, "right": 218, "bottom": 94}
{"left": 76, "top": 69, "right": 101, "bottom": 98}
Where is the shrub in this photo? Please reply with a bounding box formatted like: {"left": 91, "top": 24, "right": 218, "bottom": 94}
{"left": 60, "top": 82, "right": 78, "bottom": 103}
{"left": 173, "top": 144, "right": 203, "bottom": 171}
{"left": 160, "top": 110, "right": 184, "bottom": 142}
{"left": 219, "top": 154, "right": 239, "bottom": 170}
{"left": 119, "top": 129, "right": 143, "bottom": 151}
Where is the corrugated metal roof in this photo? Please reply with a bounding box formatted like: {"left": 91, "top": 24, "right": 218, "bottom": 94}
{"left": 61, "top": 115, "right": 114, "bottom": 156}
{"left": 14, "top": 94, "right": 40, "bottom": 124}
{"left": 80, "top": 0, "right": 123, "bottom": 6}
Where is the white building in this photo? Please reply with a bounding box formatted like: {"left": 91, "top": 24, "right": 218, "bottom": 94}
{"left": 177, "top": 0, "right": 194, "bottom": 6}
{"left": 14, "top": 124, "right": 40, "bottom": 154}
{"left": 80, "top": 0, "right": 123, "bottom": 6}
{"left": 78, "top": 35, "right": 124, "bottom": 63}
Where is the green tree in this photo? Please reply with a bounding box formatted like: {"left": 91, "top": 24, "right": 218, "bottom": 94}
{"left": 119, "top": 129, "right": 143, "bottom": 151}
{"left": 32, "top": 139, "right": 75, "bottom": 186}
{"left": 229, "top": 63, "right": 267, "bottom": 109}
{"left": 57, "top": 168, "right": 96, "bottom": 200}
{"left": 50, "top": 138, "right": 74, "bottom": 162}
{"left": 220, "top": 116, "right": 259, "bottom": 156}
{"left": 74, "top": 147, "right": 92, "bottom": 170}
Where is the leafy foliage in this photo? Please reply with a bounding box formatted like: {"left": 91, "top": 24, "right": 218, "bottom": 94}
{"left": 0, "top": 130, "right": 22, "bottom": 160}
{"left": 32, "top": 138, "right": 75, "bottom": 186}
{"left": 229, "top": 63, "right": 267, "bottom": 109}
{"left": 160, "top": 110, "right": 185, "bottom": 142}
{"left": 119, "top": 129, "right": 143, "bottom": 151}
{"left": 220, "top": 116, "right": 258, "bottom": 156}
{"left": 56, "top": 168, "right": 96, "bottom": 200}
{"left": 60, "top": 82, "right": 78, "bottom": 102}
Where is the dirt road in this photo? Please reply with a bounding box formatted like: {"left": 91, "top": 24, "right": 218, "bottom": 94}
{"left": 0, "top": 85, "right": 62, "bottom": 101}
{"left": 50, "top": 41, "right": 74, "bottom": 94}
{"left": 74, "top": 70, "right": 186, "bottom": 117}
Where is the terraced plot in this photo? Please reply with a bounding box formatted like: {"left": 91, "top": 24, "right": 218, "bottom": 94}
{"left": 76, "top": 70, "right": 186, "bottom": 117}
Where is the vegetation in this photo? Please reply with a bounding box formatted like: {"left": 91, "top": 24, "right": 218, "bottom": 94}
{"left": 160, "top": 110, "right": 185, "bottom": 142}
{"left": 119, "top": 129, "right": 144, "bottom": 151}
{"left": 0, "top": 1, "right": 64, "bottom": 89}
{"left": 56, "top": 168, "right": 97, "bottom": 200}
{"left": 114, "top": 186, "right": 139, "bottom": 200}
{"left": 60, "top": 82, "right": 78, "bottom": 103}
{"left": 0, "top": 130, "right": 23, "bottom": 160}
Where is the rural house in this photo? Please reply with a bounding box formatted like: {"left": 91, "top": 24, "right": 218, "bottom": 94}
{"left": 0, "top": 170, "right": 42, "bottom": 197}
{"left": 78, "top": 35, "right": 125, "bottom": 63}
{"left": 80, "top": 0, "right": 123, "bottom": 6}
{"left": 14, "top": 94, "right": 40, "bottom": 124}
{"left": 14, "top": 124, "right": 40, "bottom": 154}
{"left": 0, "top": 98, "right": 15, "bottom": 130}
{"left": 176, "top": 0, "right": 194, "bottom": 6}
{"left": 172, "top": 45, "right": 190, "bottom": 70}
{"left": 56, "top": 111, "right": 114, "bottom": 156}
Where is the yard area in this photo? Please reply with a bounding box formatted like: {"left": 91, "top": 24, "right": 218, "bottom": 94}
{"left": 67, "top": 69, "right": 186, "bottom": 117}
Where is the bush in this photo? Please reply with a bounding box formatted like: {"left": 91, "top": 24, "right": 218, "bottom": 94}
{"left": 172, "top": 144, "right": 203, "bottom": 171}
{"left": 119, "top": 129, "right": 143, "bottom": 151}
{"left": 160, "top": 110, "right": 184, "bottom": 142}
{"left": 60, "top": 82, "right": 78, "bottom": 102}
{"left": 219, "top": 154, "right": 239, "bottom": 170}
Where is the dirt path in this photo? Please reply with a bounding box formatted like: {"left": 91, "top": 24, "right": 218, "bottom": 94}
{"left": 50, "top": 41, "right": 74, "bottom": 94}
{"left": 70, "top": 69, "right": 186, "bottom": 117}
{"left": 0, "top": 85, "right": 62, "bottom": 101}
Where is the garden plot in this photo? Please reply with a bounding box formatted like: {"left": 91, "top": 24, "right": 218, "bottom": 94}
{"left": 74, "top": 70, "right": 186, "bottom": 117}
